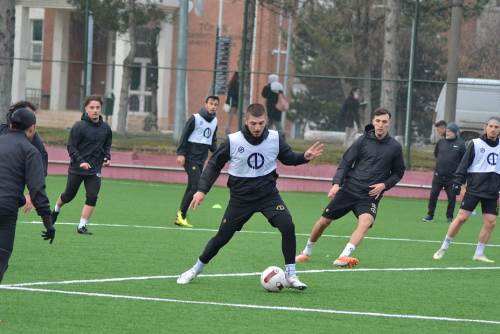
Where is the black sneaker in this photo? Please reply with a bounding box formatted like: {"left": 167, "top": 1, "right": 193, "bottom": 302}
{"left": 421, "top": 215, "right": 433, "bottom": 223}
{"left": 77, "top": 226, "right": 93, "bottom": 235}
{"left": 51, "top": 210, "right": 59, "bottom": 225}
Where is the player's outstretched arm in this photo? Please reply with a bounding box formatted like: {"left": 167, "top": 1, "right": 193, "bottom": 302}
{"left": 304, "top": 141, "right": 324, "bottom": 161}
{"left": 190, "top": 191, "right": 206, "bottom": 209}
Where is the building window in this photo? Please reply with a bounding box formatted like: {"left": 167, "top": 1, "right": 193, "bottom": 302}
{"left": 128, "top": 58, "right": 153, "bottom": 114}
{"left": 31, "top": 19, "right": 43, "bottom": 64}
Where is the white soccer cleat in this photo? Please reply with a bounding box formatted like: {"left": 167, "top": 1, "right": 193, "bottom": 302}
{"left": 472, "top": 255, "right": 495, "bottom": 263}
{"left": 285, "top": 275, "right": 307, "bottom": 291}
{"left": 176, "top": 269, "right": 198, "bottom": 284}
{"left": 433, "top": 249, "right": 446, "bottom": 260}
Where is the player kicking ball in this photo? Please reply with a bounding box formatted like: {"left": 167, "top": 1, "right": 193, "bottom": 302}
{"left": 176, "top": 103, "right": 324, "bottom": 290}
{"left": 296, "top": 108, "right": 405, "bottom": 268}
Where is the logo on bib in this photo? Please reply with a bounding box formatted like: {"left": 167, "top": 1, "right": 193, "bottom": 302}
{"left": 487, "top": 152, "right": 498, "bottom": 166}
{"left": 247, "top": 152, "right": 265, "bottom": 169}
{"left": 203, "top": 128, "right": 212, "bottom": 138}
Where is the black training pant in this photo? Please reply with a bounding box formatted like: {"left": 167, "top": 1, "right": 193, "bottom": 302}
{"left": 0, "top": 215, "right": 17, "bottom": 283}
{"left": 427, "top": 175, "right": 456, "bottom": 219}
{"left": 199, "top": 194, "right": 296, "bottom": 265}
{"left": 179, "top": 161, "right": 203, "bottom": 218}
{"left": 60, "top": 173, "right": 102, "bottom": 207}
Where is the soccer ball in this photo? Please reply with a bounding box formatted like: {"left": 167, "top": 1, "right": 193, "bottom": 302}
{"left": 260, "top": 266, "right": 286, "bottom": 292}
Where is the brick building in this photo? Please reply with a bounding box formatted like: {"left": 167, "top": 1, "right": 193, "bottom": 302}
{"left": 12, "top": 0, "right": 290, "bottom": 133}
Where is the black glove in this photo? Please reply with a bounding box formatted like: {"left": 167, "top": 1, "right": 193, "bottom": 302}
{"left": 452, "top": 183, "right": 461, "bottom": 196}
{"left": 41, "top": 215, "right": 56, "bottom": 244}
{"left": 41, "top": 228, "right": 56, "bottom": 244}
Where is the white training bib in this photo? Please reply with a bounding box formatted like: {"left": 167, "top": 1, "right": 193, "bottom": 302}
{"left": 187, "top": 113, "right": 217, "bottom": 145}
{"left": 467, "top": 138, "right": 499, "bottom": 174}
{"left": 228, "top": 130, "right": 279, "bottom": 178}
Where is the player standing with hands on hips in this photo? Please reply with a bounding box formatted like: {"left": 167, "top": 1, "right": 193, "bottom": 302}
{"left": 177, "top": 103, "right": 324, "bottom": 290}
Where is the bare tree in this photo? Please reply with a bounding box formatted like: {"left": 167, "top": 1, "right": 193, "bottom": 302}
{"left": 0, "top": 0, "right": 15, "bottom": 122}
{"left": 380, "top": 0, "right": 400, "bottom": 133}
{"left": 116, "top": 0, "right": 137, "bottom": 134}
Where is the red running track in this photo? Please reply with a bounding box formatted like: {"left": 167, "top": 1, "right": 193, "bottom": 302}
{"left": 47, "top": 146, "right": 438, "bottom": 200}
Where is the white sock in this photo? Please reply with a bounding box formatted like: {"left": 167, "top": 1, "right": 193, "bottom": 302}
{"left": 339, "top": 242, "right": 356, "bottom": 257}
{"left": 441, "top": 235, "right": 453, "bottom": 250}
{"left": 285, "top": 263, "right": 296, "bottom": 277}
{"left": 78, "top": 218, "right": 88, "bottom": 229}
{"left": 474, "top": 242, "right": 486, "bottom": 257}
{"left": 302, "top": 239, "right": 316, "bottom": 256}
{"left": 192, "top": 259, "right": 205, "bottom": 274}
{"left": 54, "top": 204, "right": 61, "bottom": 212}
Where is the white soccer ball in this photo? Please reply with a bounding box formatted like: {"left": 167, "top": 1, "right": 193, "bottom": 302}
{"left": 260, "top": 266, "right": 286, "bottom": 292}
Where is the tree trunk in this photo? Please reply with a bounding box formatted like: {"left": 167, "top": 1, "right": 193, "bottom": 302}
{"left": 144, "top": 25, "right": 160, "bottom": 131}
{"left": 380, "top": 0, "right": 400, "bottom": 133}
{"left": 352, "top": 0, "right": 372, "bottom": 126}
{"left": 116, "top": 0, "right": 137, "bottom": 134}
{"left": 0, "top": 0, "right": 15, "bottom": 122}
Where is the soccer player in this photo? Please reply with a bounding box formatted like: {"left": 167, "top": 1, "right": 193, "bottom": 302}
{"left": 433, "top": 117, "right": 500, "bottom": 262}
{"left": 434, "top": 120, "right": 447, "bottom": 140}
{"left": 296, "top": 108, "right": 405, "bottom": 267}
{"left": 51, "top": 95, "right": 112, "bottom": 235}
{"left": 176, "top": 103, "right": 324, "bottom": 289}
{"left": 0, "top": 108, "right": 55, "bottom": 283}
{"left": 1, "top": 101, "right": 49, "bottom": 213}
{"left": 175, "top": 95, "right": 219, "bottom": 228}
{"left": 422, "top": 122, "right": 466, "bottom": 223}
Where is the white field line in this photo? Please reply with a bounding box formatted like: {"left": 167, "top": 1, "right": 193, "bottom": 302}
{"left": 3, "top": 266, "right": 500, "bottom": 288}
{"left": 20, "top": 221, "right": 500, "bottom": 248}
{"left": 1, "top": 285, "right": 499, "bottom": 326}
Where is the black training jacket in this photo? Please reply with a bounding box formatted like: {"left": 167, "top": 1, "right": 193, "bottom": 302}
{"left": 0, "top": 130, "right": 51, "bottom": 218}
{"left": 176, "top": 108, "right": 217, "bottom": 164}
{"left": 67, "top": 113, "right": 112, "bottom": 176}
{"left": 433, "top": 136, "right": 466, "bottom": 179}
{"left": 454, "top": 135, "right": 499, "bottom": 199}
{"left": 198, "top": 127, "right": 308, "bottom": 202}
{"left": 333, "top": 124, "right": 406, "bottom": 198}
{"left": 0, "top": 123, "right": 48, "bottom": 176}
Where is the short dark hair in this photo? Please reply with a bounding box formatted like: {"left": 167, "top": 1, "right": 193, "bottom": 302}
{"left": 246, "top": 103, "right": 267, "bottom": 117}
{"left": 435, "top": 120, "right": 447, "bottom": 127}
{"left": 83, "top": 95, "right": 103, "bottom": 108}
{"left": 372, "top": 108, "right": 391, "bottom": 119}
{"left": 205, "top": 95, "right": 219, "bottom": 103}
{"left": 9, "top": 100, "right": 37, "bottom": 113}
{"left": 486, "top": 117, "right": 500, "bottom": 124}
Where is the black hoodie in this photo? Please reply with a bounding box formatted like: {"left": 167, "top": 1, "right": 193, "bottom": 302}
{"left": 333, "top": 124, "right": 406, "bottom": 198}
{"left": 176, "top": 108, "right": 218, "bottom": 164}
{"left": 198, "top": 126, "right": 308, "bottom": 202}
{"left": 67, "top": 113, "right": 112, "bottom": 176}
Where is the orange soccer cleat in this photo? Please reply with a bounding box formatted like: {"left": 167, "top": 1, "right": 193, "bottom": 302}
{"left": 333, "top": 256, "right": 359, "bottom": 268}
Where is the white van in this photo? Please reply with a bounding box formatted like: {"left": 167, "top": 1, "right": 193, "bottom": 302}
{"left": 434, "top": 78, "right": 500, "bottom": 141}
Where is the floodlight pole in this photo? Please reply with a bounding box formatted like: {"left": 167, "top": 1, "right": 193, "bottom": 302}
{"left": 237, "top": 0, "right": 251, "bottom": 130}
{"left": 83, "top": 0, "right": 93, "bottom": 99}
